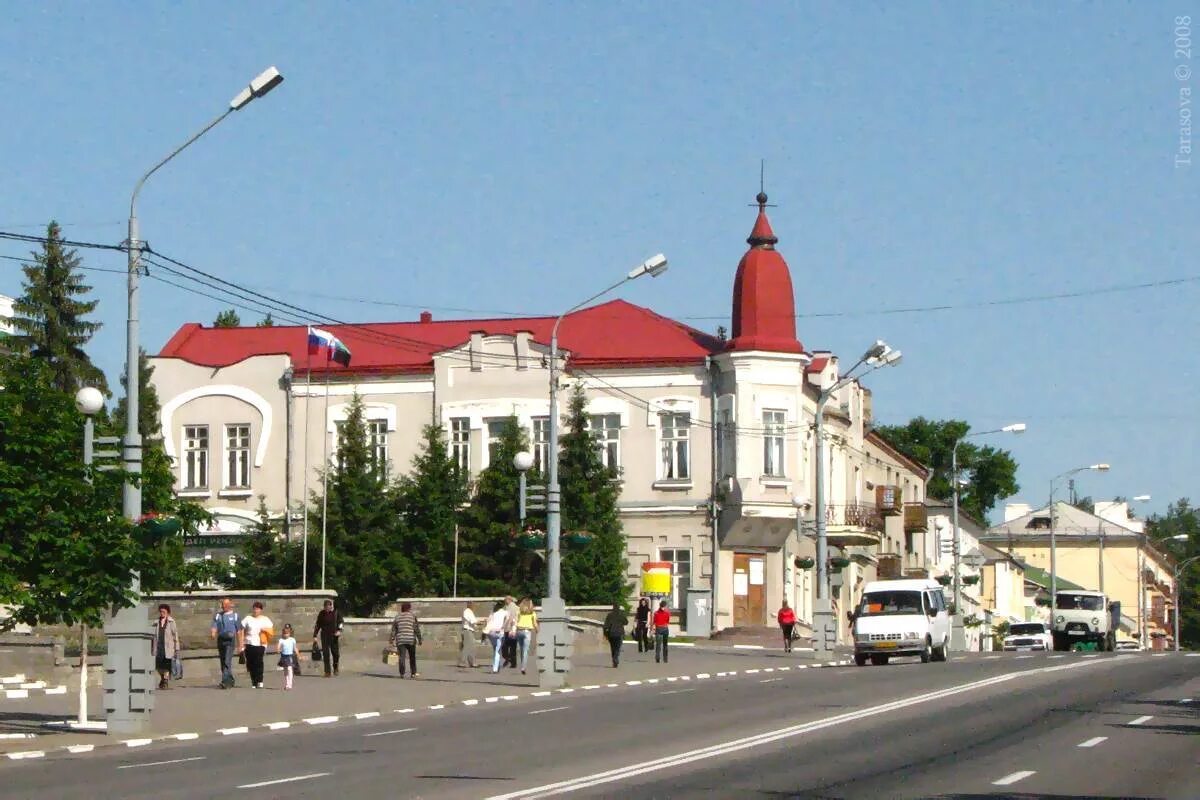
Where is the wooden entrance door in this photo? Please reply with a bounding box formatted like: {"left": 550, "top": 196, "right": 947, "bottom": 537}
{"left": 733, "top": 553, "right": 766, "bottom": 626}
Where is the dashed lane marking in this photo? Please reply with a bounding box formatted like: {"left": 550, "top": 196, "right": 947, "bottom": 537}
{"left": 264, "top": 722, "right": 290, "bottom": 730}
{"left": 1078, "top": 737, "right": 1107, "bottom": 748}
{"left": 218, "top": 727, "right": 248, "bottom": 736}
{"left": 1128, "top": 715, "right": 1153, "bottom": 726}
{"left": 363, "top": 727, "right": 416, "bottom": 738}
{"left": 354, "top": 712, "right": 380, "bottom": 720}
{"left": 992, "top": 771, "right": 1036, "bottom": 786}
{"left": 528, "top": 706, "right": 570, "bottom": 716}
{"left": 660, "top": 688, "right": 696, "bottom": 695}
{"left": 759, "top": 678, "right": 782, "bottom": 684}
{"left": 237, "top": 772, "right": 331, "bottom": 790}
{"left": 118, "top": 756, "right": 207, "bottom": 770}
{"left": 304, "top": 716, "right": 339, "bottom": 725}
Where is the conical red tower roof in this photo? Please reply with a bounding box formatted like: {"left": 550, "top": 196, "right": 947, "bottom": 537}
{"left": 727, "top": 192, "right": 803, "bottom": 354}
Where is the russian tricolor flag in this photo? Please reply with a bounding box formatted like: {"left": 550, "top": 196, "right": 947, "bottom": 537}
{"left": 307, "top": 326, "right": 352, "bottom": 367}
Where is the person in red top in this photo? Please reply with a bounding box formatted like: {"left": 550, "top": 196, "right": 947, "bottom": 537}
{"left": 653, "top": 601, "right": 672, "bottom": 664}
{"left": 777, "top": 600, "right": 797, "bottom": 653}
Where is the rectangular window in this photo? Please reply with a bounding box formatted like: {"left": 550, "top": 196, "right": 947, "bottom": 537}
{"left": 659, "top": 412, "right": 690, "bottom": 481}
{"left": 368, "top": 419, "right": 389, "bottom": 474}
{"left": 531, "top": 416, "right": 550, "bottom": 473}
{"left": 587, "top": 413, "right": 621, "bottom": 473}
{"left": 486, "top": 418, "right": 507, "bottom": 467}
{"left": 450, "top": 417, "right": 471, "bottom": 472}
{"left": 183, "top": 425, "right": 209, "bottom": 490}
{"left": 224, "top": 424, "right": 250, "bottom": 489}
{"left": 716, "top": 408, "right": 734, "bottom": 478}
{"left": 659, "top": 548, "right": 692, "bottom": 610}
{"left": 763, "top": 409, "right": 785, "bottom": 477}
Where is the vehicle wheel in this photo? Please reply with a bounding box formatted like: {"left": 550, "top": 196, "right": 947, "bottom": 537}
{"left": 870, "top": 654, "right": 889, "bottom": 666}
{"left": 937, "top": 639, "right": 951, "bottom": 662}
{"left": 855, "top": 653, "right": 868, "bottom": 667}
{"left": 1052, "top": 633, "right": 1065, "bottom": 652}
{"left": 920, "top": 637, "right": 932, "bottom": 663}
{"left": 1107, "top": 633, "right": 1116, "bottom": 652}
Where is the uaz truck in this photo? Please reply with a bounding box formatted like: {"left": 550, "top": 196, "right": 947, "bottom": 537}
{"left": 1051, "top": 590, "right": 1120, "bottom": 651}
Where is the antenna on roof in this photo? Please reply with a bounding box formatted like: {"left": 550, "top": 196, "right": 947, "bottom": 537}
{"left": 750, "top": 159, "right": 777, "bottom": 211}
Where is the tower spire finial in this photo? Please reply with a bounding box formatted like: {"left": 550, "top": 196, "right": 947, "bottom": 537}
{"left": 757, "top": 159, "right": 768, "bottom": 211}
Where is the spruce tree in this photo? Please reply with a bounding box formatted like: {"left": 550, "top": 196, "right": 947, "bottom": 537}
{"left": 9, "top": 221, "right": 107, "bottom": 394}
{"left": 228, "top": 497, "right": 302, "bottom": 589}
{"left": 456, "top": 416, "right": 542, "bottom": 598}
{"left": 393, "top": 425, "right": 470, "bottom": 596}
{"left": 256, "top": 313, "right": 275, "bottom": 327}
{"left": 310, "top": 392, "right": 403, "bottom": 615}
{"left": 213, "top": 309, "right": 241, "bottom": 327}
{"left": 559, "top": 385, "right": 628, "bottom": 605}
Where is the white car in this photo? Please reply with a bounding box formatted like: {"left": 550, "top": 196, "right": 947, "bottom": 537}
{"left": 1002, "top": 622, "right": 1052, "bottom": 652}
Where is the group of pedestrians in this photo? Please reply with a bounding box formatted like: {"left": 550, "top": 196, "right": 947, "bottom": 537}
{"left": 602, "top": 598, "right": 671, "bottom": 667}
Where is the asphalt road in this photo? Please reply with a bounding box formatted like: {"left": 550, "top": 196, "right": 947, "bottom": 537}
{"left": 1, "top": 651, "right": 1195, "bottom": 799}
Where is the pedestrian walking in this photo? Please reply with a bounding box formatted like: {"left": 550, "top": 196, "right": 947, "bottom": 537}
{"left": 484, "top": 600, "right": 508, "bottom": 674}
{"left": 653, "top": 600, "right": 671, "bottom": 664}
{"left": 389, "top": 602, "right": 422, "bottom": 679}
{"left": 151, "top": 604, "right": 180, "bottom": 690}
{"left": 209, "top": 598, "right": 243, "bottom": 689}
{"left": 312, "top": 599, "right": 344, "bottom": 677}
{"left": 634, "top": 597, "right": 651, "bottom": 653}
{"left": 278, "top": 624, "right": 299, "bottom": 690}
{"left": 459, "top": 601, "right": 479, "bottom": 669}
{"left": 240, "top": 601, "right": 274, "bottom": 689}
{"left": 777, "top": 600, "right": 797, "bottom": 653}
{"left": 515, "top": 598, "right": 538, "bottom": 675}
{"left": 603, "top": 602, "right": 628, "bottom": 668}
{"left": 502, "top": 595, "right": 519, "bottom": 668}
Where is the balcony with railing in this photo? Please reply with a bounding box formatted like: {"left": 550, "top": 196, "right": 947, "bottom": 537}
{"left": 825, "top": 502, "right": 884, "bottom": 547}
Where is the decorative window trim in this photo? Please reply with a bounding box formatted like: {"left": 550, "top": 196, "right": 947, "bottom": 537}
{"left": 325, "top": 402, "right": 396, "bottom": 433}
{"left": 161, "top": 385, "right": 272, "bottom": 467}
{"left": 645, "top": 396, "right": 700, "bottom": 427}
{"left": 217, "top": 489, "right": 254, "bottom": 499}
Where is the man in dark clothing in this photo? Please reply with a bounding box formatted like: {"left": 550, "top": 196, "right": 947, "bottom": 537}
{"left": 312, "top": 599, "right": 344, "bottom": 677}
{"left": 603, "top": 603, "right": 628, "bottom": 668}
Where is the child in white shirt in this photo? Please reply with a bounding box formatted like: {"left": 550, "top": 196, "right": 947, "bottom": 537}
{"left": 278, "top": 624, "right": 298, "bottom": 690}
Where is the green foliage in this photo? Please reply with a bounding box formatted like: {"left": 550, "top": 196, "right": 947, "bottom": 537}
{"left": 559, "top": 386, "right": 628, "bottom": 606}
{"left": 874, "top": 417, "right": 1020, "bottom": 521}
{"left": 308, "top": 393, "right": 404, "bottom": 615}
{"left": 392, "top": 425, "right": 470, "bottom": 596}
{"left": 1146, "top": 499, "right": 1200, "bottom": 648}
{"left": 0, "top": 356, "right": 142, "bottom": 629}
{"left": 256, "top": 313, "right": 275, "bottom": 327}
{"left": 8, "top": 221, "right": 107, "bottom": 394}
{"left": 456, "top": 416, "right": 541, "bottom": 598}
{"left": 213, "top": 309, "right": 241, "bottom": 328}
{"left": 227, "top": 498, "right": 303, "bottom": 589}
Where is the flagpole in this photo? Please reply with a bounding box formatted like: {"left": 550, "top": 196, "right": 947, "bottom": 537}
{"left": 320, "top": 357, "right": 332, "bottom": 591}
{"left": 301, "top": 336, "right": 312, "bottom": 591}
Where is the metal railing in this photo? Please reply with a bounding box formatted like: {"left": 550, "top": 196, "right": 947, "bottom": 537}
{"left": 824, "top": 503, "right": 884, "bottom": 531}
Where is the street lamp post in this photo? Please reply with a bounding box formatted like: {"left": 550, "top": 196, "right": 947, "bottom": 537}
{"left": 949, "top": 423, "right": 1026, "bottom": 651}
{"left": 791, "top": 495, "right": 809, "bottom": 616}
{"left": 812, "top": 340, "right": 901, "bottom": 661}
{"left": 74, "top": 387, "right": 105, "bottom": 731}
{"left": 107, "top": 67, "right": 284, "bottom": 735}
{"left": 540, "top": 255, "right": 667, "bottom": 688}
{"left": 1048, "top": 464, "right": 1109, "bottom": 605}
{"left": 1175, "top": 554, "right": 1199, "bottom": 652}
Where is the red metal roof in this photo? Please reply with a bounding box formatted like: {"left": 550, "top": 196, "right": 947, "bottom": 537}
{"left": 727, "top": 196, "right": 804, "bottom": 355}
{"left": 156, "top": 299, "right": 723, "bottom": 375}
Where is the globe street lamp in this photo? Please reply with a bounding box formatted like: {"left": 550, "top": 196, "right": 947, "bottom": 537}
{"left": 812, "top": 340, "right": 901, "bottom": 661}
{"left": 72, "top": 387, "right": 105, "bottom": 731}
{"left": 109, "top": 66, "right": 284, "bottom": 736}
{"left": 542, "top": 255, "right": 667, "bottom": 687}
{"left": 949, "top": 422, "right": 1026, "bottom": 651}
{"left": 1049, "top": 464, "right": 1109, "bottom": 603}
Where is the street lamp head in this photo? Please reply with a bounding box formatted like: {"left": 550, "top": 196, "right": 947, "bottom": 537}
{"left": 862, "top": 340, "right": 889, "bottom": 361}
{"left": 513, "top": 451, "right": 534, "bottom": 472}
{"left": 1090, "top": 464, "right": 1110, "bottom": 472}
{"left": 230, "top": 66, "right": 285, "bottom": 110}
{"left": 1001, "top": 423, "right": 1027, "bottom": 434}
{"left": 882, "top": 349, "right": 903, "bottom": 366}
{"left": 628, "top": 253, "right": 668, "bottom": 280}
{"left": 74, "top": 386, "right": 104, "bottom": 416}
{"left": 1133, "top": 494, "right": 1151, "bottom": 502}
{"left": 791, "top": 495, "right": 810, "bottom": 510}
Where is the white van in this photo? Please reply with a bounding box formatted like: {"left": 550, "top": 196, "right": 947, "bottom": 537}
{"left": 852, "top": 579, "right": 952, "bottom": 666}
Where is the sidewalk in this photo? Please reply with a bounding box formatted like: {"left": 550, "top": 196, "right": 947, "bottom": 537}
{"left": 0, "top": 645, "right": 843, "bottom": 758}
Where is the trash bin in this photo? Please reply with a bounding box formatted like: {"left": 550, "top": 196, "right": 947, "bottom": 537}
{"left": 686, "top": 588, "right": 712, "bottom": 637}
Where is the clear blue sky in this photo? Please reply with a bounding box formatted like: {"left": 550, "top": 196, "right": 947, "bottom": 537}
{"left": 1, "top": 3, "right": 1196, "bottom": 521}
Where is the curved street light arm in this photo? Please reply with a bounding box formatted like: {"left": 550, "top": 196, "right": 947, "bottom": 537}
{"left": 130, "top": 108, "right": 233, "bottom": 219}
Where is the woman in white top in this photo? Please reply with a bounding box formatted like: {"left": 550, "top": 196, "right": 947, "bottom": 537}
{"left": 484, "top": 601, "right": 509, "bottom": 674}
{"left": 459, "top": 601, "right": 479, "bottom": 669}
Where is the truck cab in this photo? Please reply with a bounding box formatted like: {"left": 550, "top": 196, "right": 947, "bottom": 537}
{"left": 1051, "top": 590, "right": 1118, "bottom": 651}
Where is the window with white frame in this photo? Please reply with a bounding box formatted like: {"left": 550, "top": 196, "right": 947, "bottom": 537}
{"left": 486, "top": 418, "right": 508, "bottom": 466}
{"left": 450, "top": 417, "right": 471, "bottom": 472}
{"left": 763, "top": 409, "right": 786, "bottom": 477}
{"left": 659, "top": 548, "right": 692, "bottom": 610}
{"left": 587, "top": 413, "right": 621, "bottom": 473}
{"left": 528, "top": 416, "right": 548, "bottom": 473}
{"left": 224, "top": 424, "right": 251, "bottom": 489}
{"left": 659, "top": 412, "right": 691, "bottom": 481}
{"left": 182, "top": 425, "right": 209, "bottom": 490}
{"left": 368, "top": 419, "right": 389, "bottom": 474}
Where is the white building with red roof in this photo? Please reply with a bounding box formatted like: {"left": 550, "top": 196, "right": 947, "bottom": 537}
{"left": 150, "top": 194, "right": 929, "bottom": 637}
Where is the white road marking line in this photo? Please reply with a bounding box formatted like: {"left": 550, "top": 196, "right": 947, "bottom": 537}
{"left": 218, "top": 727, "right": 248, "bottom": 736}
{"left": 1049, "top": 655, "right": 1065, "bottom": 659}
{"left": 0, "top": 674, "right": 26, "bottom": 683}
{"left": 733, "top": 644, "right": 764, "bottom": 650}
{"left": 606, "top": 683, "right": 618, "bottom": 688}
{"left": 716, "top": 672, "right": 727, "bottom": 677}
{"left": 666, "top": 677, "right": 677, "bottom": 682}
{"left": 354, "top": 711, "right": 380, "bottom": 720}
{"left": 680, "top": 676, "right": 690, "bottom": 681}
{"left": 745, "top": 669, "right": 760, "bottom": 674}
{"left": 1082, "top": 654, "right": 1099, "bottom": 659}
{"left": 485, "top": 658, "right": 1129, "bottom": 800}
{"left": 1181, "top": 698, "right": 1193, "bottom": 704}
{"left": 992, "top": 770, "right": 1036, "bottom": 786}
{"left": 625, "top": 680, "right": 642, "bottom": 686}
{"left": 0, "top": 733, "right": 36, "bottom": 739}
{"left": 123, "top": 738, "right": 153, "bottom": 747}
{"left": 118, "top": 756, "right": 207, "bottom": 770}
{"left": 778, "top": 666, "right": 791, "bottom": 671}
{"left": 264, "top": 722, "right": 290, "bottom": 730}
{"left": 363, "top": 727, "right": 416, "bottom": 738}
{"left": 485, "top": 697, "right": 500, "bottom": 703}
{"left": 583, "top": 685, "right": 600, "bottom": 690}
{"left": 528, "top": 706, "right": 571, "bottom": 715}
{"left": 759, "top": 678, "right": 782, "bottom": 684}
{"left": 1186, "top": 653, "right": 1200, "bottom": 657}
{"left": 763, "top": 668, "right": 775, "bottom": 673}
{"left": 502, "top": 695, "right": 518, "bottom": 701}
{"left": 396, "top": 708, "right": 414, "bottom": 714}
{"left": 1128, "top": 715, "right": 1153, "bottom": 726}
{"left": 4, "top": 689, "right": 29, "bottom": 699}
{"left": 238, "top": 772, "right": 331, "bottom": 789}
{"left": 170, "top": 733, "right": 199, "bottom": 741}
{"left": 6, "top": 751, "right": 44, "bottom": 760}
{"left": 796, "top": 665, "right": 807, "bottom": 669}
{"left": 428, "top": 705, "right": 445, "bottom": 711}
{"left": 304, "top": 716, "right": 339, "bottom": 725}
{"left": 1151, "top": 653, "right": 1168, "bottom": 658}
{"left": 1078, "top": 737, "right": 1107, "bottom": 748}
{"left": 557, "top": 688, "right": 574, "bottom": 693}
{"left": 45, "top": 686, "right": 67, "bottom": 695}
{"left": 67, "top": 744, "right": 94, "bottom": 753}
{"left": 531, "top": 691, "right": 551, "bottom": 697}
{"left": 463, "top": 699, "right": 479, "bottom": 706}
{"left": 19, "top": 681, "right": 46, "bottom": 689}
{"left": 660, "top": 688, "right": 696, "bottom": 695}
